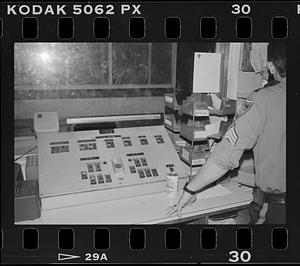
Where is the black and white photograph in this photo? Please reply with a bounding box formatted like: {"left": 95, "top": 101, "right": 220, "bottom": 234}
{"left": 13, "top": 42, "right": 286, "bottom": 225}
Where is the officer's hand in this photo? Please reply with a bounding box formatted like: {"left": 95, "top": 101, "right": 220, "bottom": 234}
{"left": 166, "top": 192, "right": 194, "bottom": 219}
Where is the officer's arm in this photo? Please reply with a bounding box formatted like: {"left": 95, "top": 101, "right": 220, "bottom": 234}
{"left": 185, "top": 157, "right": 229, "bottom": 192}
{"left": 186, "top": 92, "right": 266, "bottom": 192}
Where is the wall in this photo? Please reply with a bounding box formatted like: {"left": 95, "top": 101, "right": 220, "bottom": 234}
{"left": 14, "top": 43, "right": 176, "bottom": 136}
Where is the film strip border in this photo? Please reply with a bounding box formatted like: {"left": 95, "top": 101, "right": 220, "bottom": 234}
{"left": 1, "top": 2, "right": 299, "bottom": 41}
{"left": 0, "top": 15, "right": 290, "bottom": 40}
{"left": 0, "top": 226, "right": 292, "bottom": 263}
{"left": 1, "top": 2, "right": 300, "bottom": 264}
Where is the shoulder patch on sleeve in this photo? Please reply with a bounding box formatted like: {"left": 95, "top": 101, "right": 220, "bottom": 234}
{"left": 224, "top": 126, "right": 239, "bottom": 146}
{"left": 235, "top": 98, "right": 254, "bottom": 120}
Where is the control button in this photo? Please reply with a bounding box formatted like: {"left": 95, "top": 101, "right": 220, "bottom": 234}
{"left": 103, "top": 161, "right": 107, "bottom": 164}
{"left": 140, "top": 138, "right": 148, "bottom": 145}
{"left": 60, "top": 145, "right": 69, "bottom": 152}
{"left": 81, "top": 171, "right": 88, "bottom": 179}
{"left": 134, "top": 159, "right": 141, "bottom": 167}
{"left": 105, "top": 140, "right": 115, "bottom": 148}
{"left": 138, "top": 169, "right": 145, "bottom": 178}
{"left": 140, "top": 158, "right": 148, "bottom": 166}
{"left": 166, "top": 164, "right": 174, "bottom": 168}
{"left": 123, "top": 140, "right": 132, "bottom": 147}
{"left": 51, "top": 146, "right": 60, "bottom": 153}
{"left": 94, "top": 162, "right": 102, "bottom": 171}
{"left": 88, "top": 143, "right": 97, "bottom": 150}
{"left": 104, "top": 174, "right": 112, "bottom": 183}
{"left": 151, "top": 169, "right": 159, "bottom": 176}
{"left": 156, "top": 136, "right": 165, "bottom": 144}
{"left": 87, "top": 163, "right": 94, "bottom": 172}
{"left": 129, "top": 166, "right": 137, "bottom": 173}
{"left": 97, "top": 174, "right": 104, "bottom": 184}
{"left": 89, "top": 175, "right": 97, "bottom": 185}
{"left": 112, "top": 159, "right": 124, "bottom": 174}
{"left": 83, "top": 144, "right": 88, "bottom": 150}
{"left": 115, "top": 163, "right": 122, "bottom": 169}
{"left": 144, "top": 168, "right": 152, "bottom": 177}
{"left": 79, "top": 144, "right": 85, "bottom": 151}
{"left": 170, "top": 167, "right": 174, "bottom": 172}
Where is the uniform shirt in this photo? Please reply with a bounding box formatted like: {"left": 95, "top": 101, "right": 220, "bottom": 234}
{"left": 209, "top": 81, "right": 286, "bottom": 193}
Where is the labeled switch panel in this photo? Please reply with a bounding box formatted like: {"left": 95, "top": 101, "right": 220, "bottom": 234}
{"left": 79, "top": 140, "right": 97, "bottom": 151}
{"left": 38, "top": 125, "right": 187, "bottom": 209}
{"left": 51, "top": 145, "right": 70, "bottom": 153}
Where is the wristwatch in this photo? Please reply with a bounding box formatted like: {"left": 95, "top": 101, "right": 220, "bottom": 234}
{"left": 183, "top": 183, "right": 197, "bottom": 195}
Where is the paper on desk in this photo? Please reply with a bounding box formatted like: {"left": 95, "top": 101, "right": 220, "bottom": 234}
{"left": 210, "top": 93, "right": 222, "bottom": 110}
{"left": 196, "top": 184, "right": 232, "bottom": 200}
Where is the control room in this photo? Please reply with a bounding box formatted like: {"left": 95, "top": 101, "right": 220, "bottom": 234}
{"left": 14, "top": 42, "right": 286, "bottom": 225}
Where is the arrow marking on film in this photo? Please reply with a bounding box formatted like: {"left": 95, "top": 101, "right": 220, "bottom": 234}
{"left": 58, "top": 253, "right": 81, "bottom": 261}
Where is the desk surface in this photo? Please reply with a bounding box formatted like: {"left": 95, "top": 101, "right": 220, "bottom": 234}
{"left": 15, "top": 139, "right": 253, "bottom": 225}
{"left": 17, "top": 181, "right": 252, "bottom": 225}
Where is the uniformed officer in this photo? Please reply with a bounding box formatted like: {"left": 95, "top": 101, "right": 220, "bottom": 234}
{"left": 167, "top": 43, "right": 286, "bottom": 224}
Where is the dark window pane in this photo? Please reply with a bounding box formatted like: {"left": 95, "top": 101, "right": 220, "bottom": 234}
{"left": 112, "top": 43, "right": 149, "bottom": 84}
{"left": 151, "top": 43, "right": 172, "bottom": 84}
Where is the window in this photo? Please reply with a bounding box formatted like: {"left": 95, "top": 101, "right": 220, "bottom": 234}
{"left": 14, "top": 42, "right": 176, "bottom": 136}
{"left": 14, "top": 42, "right": 174, "bottom": 91}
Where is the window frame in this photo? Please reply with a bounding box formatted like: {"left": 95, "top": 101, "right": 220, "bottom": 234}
{"left": 14, "top": 42, "right": 177, "bottom": 91}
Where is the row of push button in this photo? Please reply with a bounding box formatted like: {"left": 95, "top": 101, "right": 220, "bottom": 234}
{"left": 79, "top": 142, "right": 97, "bottom": 151}
{"left": 89, "top": 174, "right": 112, "bottom": 185}
{"left": 86, "top": 136, "right": 164, "bottom": 151}
{"left": 137, "top": 168, "right": 159, "bottom": 178}
{"left": 51, "top": 145, "right": 69, "bottom": 153}
{"left": 87, "top": 162, "right": 102, "bottom": 173}
{"left": 132, "top": 158, "right": 148, "bottom": 167}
